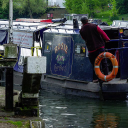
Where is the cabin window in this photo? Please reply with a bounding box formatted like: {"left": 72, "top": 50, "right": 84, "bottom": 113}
{"left": 45, "top": 41, "right": 52, "bottom": 51}
{"left": 75, "top": 45, "right": 86, "bottom": 56}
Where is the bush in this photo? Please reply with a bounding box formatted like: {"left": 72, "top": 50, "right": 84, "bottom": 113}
{"left": 94, "top": 10, "right": 111, "bottom": 18}
{"left": 110, "top": 15, "right": 119, "bottom": 21}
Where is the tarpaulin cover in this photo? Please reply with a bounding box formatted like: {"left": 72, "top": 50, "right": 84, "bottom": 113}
{"left": 13, "top": 47, "right": 23, "bottom": 73}
{"left": 13, "top": 47, "right": 31, "bottom": 72}
{"left": 0, "top": 30, "right": 8, "bottom": 45}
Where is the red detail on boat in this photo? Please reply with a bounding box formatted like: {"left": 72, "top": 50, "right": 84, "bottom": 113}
{"left": 40, "top": 19, "right": 53, "bottom": 23}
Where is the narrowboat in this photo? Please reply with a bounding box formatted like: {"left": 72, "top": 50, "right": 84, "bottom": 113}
{"left": 1, "top": 18, "right": 128, "bottom": 100}
{"left": 40, "top": 19, "right": 128, "bottom": 100}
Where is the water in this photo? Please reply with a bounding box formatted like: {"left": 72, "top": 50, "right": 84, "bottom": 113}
{"left": 39, "top": 90, "right": 128, "bottom": 128}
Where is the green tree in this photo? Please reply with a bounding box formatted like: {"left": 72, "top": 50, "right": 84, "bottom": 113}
{"left": 14, "top": 0, "right": 47, "bottom": 18}
{"left": 109, "top": 0, "right": 119, "bottom": 21}
{"left": 64, "top": 0, "right": 83, "bottom": 14}
{"left": 0, "top": 0, "right": 47, "bottom": 18}
{"left": 64, "top": 0, "right": 110, "bottom": 17}
{"left": 96, "top": 0, "right": 110, "bottom": 10}
{"left": 116, "top": 0, "right": 128, "bottom": 14}
{"left": 0, "top": 0, "right": 9, "bottom": 19}
{"left": 81, "top": 1, "right": 89, "bottom": 15}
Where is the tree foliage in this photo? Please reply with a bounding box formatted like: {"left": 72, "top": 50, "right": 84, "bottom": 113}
{"left": 64, "top": 0, "right": 111, "bottom": 17}
{"left": 0, "top": 0, "right": 47, "bottom": 19}
{"left": 110, "top": 0, "right": 118, "bottom": 17}
{"left": 64, "top": 0, "right": 83, "bottom": 14}
{"left": 14, "top": 0, "right": 47, "bottom": 18}
{"left": 0, "top": 0, "right": 9, "bottom": 19}
{"left": 116, "top": 0, "right": 128, "bottom": 14}
{"left": 96, "top": 0, "right": 110, "bottom": 10}
{"left": 110, "top": 0, "right": 119, "bottom": 20}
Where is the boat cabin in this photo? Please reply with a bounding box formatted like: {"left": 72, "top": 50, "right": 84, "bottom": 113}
{"left": 43, "top": 25, "right": 93, "bottom": 82}
{"left": 42, "top": 20, "right": 128, "bottom": 82}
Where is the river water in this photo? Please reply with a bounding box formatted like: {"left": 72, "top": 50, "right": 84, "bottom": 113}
{"left": 39, "top": 90, "right": 128, "bottom": 128}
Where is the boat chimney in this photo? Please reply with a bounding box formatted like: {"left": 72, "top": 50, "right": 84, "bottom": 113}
{"left": 73, "top": 18, "right": 79, "bottom": 29}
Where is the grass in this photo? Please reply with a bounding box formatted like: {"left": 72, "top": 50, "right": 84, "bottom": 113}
{"left": 7, "top": 121, "right": 23, "bottom": 127}
{"left": 4, "top": 117, "right": 9, "bottom": 120}
{"left": 94, "top": 10, "right": 112, "bottom": 25}
{"left": 7, "top": 120, "right": 30, "bottom": 128}
{"left": 93, "top": 10, "right": 128, "bottom": 25}
{"left": 118, "top": 14, "right": 128, "bottom": 20}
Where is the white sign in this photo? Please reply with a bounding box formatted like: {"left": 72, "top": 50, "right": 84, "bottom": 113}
{"left": 13, "top": 31, "right": 33, "bottom": 48}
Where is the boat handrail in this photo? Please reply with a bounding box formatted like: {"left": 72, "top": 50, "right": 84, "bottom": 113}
{"left": 106, "top": 39, "right": 128, "bottom": 51}
{"left": 106, "top": 47, "right": 128, "bottom": 51}
{"left": 47, "top": 27, "right": 80, "bottom": 33}
{"left": 0, "top": 24, "right": 8, "bottom": 28}
{"left": 110, "top": 39, "right": 128, "bottom": 42}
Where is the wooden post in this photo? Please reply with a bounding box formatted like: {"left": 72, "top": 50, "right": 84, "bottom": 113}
{"left": 5, "top": 68, "right": 13, "bottom": 111}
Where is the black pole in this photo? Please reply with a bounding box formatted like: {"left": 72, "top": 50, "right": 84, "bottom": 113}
{"left": 5, "top": 68, "right": 13, "bottom": 111}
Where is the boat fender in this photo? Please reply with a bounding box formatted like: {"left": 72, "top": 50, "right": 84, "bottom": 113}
{"left": 94, "top": 52, "right": 118, "bottom": 82}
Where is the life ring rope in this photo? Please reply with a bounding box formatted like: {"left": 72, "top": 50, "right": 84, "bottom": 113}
{"left": 94, "top": 52, "right": 118, "bottom": 82}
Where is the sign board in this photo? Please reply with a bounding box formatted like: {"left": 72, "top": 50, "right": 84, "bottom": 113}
{"left": 13, "top": 31, "right": 33, "bottom": 48}
{"left": 51, "top": 35, "right": 73, "bottom": 77}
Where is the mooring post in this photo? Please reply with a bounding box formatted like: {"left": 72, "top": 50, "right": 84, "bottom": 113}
{"left": 0, "top": 0, "right": 17, "bottom": 111}
{"left": 5, "top": 67, "right": 13, "bottom": 111}
{"left": 15, "top": 55, "right": 46, "bottom": 116}
{"left": 3, "top": 44, "right": 17, "bottom": 111}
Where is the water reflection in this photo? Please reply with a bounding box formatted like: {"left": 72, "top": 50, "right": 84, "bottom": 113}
{"left": 92, "top": 113, "right": 119, "bottom": 128}
{"left": 39, "top": 90, "right": 128, "bottom": 128}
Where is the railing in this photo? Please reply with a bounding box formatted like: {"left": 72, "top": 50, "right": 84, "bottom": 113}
{"left": 47, "top": 27, "right": 80, "bottom": 33}
{"left": 106, "top": 39, "right": 128, "bottom": 51}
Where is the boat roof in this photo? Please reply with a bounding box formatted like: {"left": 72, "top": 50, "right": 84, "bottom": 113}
{"left": 2, "top": 19, "right": 126, "bottom": 34}
{"left": 0, "top": 20, "right": 62, "bottom": 32}
{"left": 99, "top": 25, "right": 119, "bottom": 30}
{"left": 45, "top": 24, "right": 80, "bottom": 34}
{"left": 97, "top": 20, "right": 128, "bottom": 30}
{"left": 15, "top": 18, "right": 44, "bottom": 23}
{"left": 64, "top": 14, "right": 88, "bottom": 21}
{"left": 112, "top": 20, "right": 128, "bottom": 27}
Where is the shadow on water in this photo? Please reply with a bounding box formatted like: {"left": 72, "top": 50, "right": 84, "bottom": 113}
{"left": 39, "top": 90, "right": 128, "bottom": 128}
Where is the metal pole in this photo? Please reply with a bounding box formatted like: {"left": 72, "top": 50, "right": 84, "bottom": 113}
{"left": 9, "top": 0, "right": 13, "bottom": 44}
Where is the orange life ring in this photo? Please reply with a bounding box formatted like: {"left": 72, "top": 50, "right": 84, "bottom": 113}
{"left": 94, "top": 52, "right": 118, "bottom": 82}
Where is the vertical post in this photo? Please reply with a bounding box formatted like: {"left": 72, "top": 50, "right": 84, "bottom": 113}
{"left": 5, "top": 68, "right": 13, "bottom": 111}
{"left": 9, "top": 0, "right": 13, "bottom": 44}
{"left": 5, "top": 0, "right": 14, "bottom": 111}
